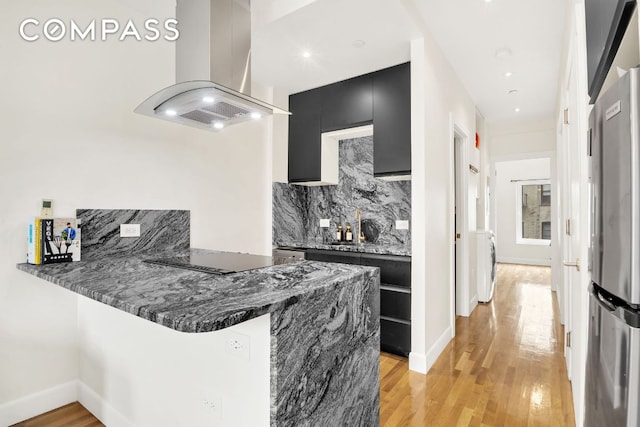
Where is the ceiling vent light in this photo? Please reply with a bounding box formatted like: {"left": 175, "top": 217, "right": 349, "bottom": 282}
{"left": 202, "top": 96, "right": 215, "bottom": 103}
{"left": 250, "top": 112, "right": 262, "bottom": 119}
{"left": 302, "top": 51, "right": 311, "bottom": 58}
{"left": 515, "top": 107, "right": 521, "bottom": 113}
{"left": 213, "top": 122, "right": 224, "bottom": 129}
{"left": 505, "top": 71, "right": 513, "bottom": 77}
{"left": 165, "top": 109, "right": 177, "bottom": 116}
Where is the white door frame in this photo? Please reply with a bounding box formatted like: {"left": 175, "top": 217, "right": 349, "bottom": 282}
{"left": 449, "top": 115, "right": 471, "bottom": 336}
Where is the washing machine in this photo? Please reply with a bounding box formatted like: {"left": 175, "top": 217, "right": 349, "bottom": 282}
{"left": 475, "top": 230, "right": 496, "bottom": 303}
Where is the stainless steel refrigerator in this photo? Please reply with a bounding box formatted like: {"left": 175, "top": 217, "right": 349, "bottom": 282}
{"left": 586, "top": 66, "right": 640, "bottom": 427}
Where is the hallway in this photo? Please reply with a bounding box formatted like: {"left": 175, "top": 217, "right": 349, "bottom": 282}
{"left": 380, "top": 263, "right": 576, "bottom": 426}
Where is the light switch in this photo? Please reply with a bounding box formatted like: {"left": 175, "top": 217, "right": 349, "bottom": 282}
{"left": 395, "top": 220, "right": 409, "bottom": 230}
{"left": 120, "top": 224, "right": 141, "bottom": 237}
{"left": 320, "top": 219, "right": 330, "bottom": 228}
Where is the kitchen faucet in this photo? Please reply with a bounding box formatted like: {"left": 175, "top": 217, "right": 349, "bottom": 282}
{"left": 355, "top": 209, "right": 365, "bottom": 244}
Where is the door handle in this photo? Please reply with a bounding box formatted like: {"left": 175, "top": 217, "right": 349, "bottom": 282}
{"left": 455, "top": 233, "right": 461, "bottom": 239}
{"left": 563, "top": 258, "right": 580, "bottom": 271}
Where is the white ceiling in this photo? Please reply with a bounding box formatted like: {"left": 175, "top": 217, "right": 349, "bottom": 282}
{"left": 251, "top": 0, "right": 567, "bottom": 125}
{"left": 415, "top": 0, "right": 567, "bottom": 125}
{"left": 251, "top": 0, "right": 420, "bottom": 93}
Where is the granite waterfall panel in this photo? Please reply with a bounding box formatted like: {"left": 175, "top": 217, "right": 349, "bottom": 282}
{"left": 270, "top": 268, "right": 380, "bottom": 426}
{"left": 273, "top": 136, "right": 411, "bottom": 251}
{"left": 77, "top": 209, "right": 190, "bottom": 260}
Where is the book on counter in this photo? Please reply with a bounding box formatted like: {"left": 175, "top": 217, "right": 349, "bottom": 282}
{"left": 27, "top": 217, "right": 81, "bottom": 264}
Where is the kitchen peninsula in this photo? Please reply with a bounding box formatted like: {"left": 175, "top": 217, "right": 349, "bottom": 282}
{"left": 16, "top": 209, "right": 380, "bottom": 426}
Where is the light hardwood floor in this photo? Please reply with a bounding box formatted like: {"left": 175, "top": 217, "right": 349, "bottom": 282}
{"left": 14, "top": 264, "right": 575, "bottom": 427}
{"left": 380, "top": 263, "right": 576, "bottom": 426}
{"left": 10, "top": 402, "right": 103, "bottom": 427}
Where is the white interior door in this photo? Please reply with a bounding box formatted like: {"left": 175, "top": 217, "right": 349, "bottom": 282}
{"left": 455, "top": 135, "right": 463, "bottom": 315}
{"left": 561, "top": 7, "right": 591, "bottom": 424}
{"left": 566, "top": 60, "right": 583, "bottom": 381}
{"left": 453, "top": 130, "right": 470, "bottom": 317}
{"left": 560, "top": 91, "right": 573, "bottom": 376}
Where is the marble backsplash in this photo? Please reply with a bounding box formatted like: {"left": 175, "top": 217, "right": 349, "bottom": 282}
{"left": 77, "top": 209, "right": 190, "bottom": 260}
{"left": 273, "top": 136, "right": 411, "bottom": 250}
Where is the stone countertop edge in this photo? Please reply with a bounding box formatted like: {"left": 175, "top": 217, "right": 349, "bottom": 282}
{"left": 16, "top": 250, "right": 379, "bottom": 334}
{"left": 275, "top": 242, "right": 412, "bottom": 257}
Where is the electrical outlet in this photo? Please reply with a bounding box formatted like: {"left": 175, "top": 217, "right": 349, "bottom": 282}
{"left": 226, "top": 331, "right": 250, "bottom": 361}
{"left": 203, "top": 397, "right": 219, "bottom": 411}
{"left": 320, "top": 218, "right": 330, "bottom": 228}
{"left": 199, "top": 390, "right": 221, "bottom": 420}
{"left": 120, "top": 223, "right": 140, "bottom": 237}
{"left": 395, "top": 220, "right": 410, "bottom": 230}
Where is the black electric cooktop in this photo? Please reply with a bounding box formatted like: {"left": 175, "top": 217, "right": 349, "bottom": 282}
{"left": 144, "top": 252, "right": 287, "bottom": 275}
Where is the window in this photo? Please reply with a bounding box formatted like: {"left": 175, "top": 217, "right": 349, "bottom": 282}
{"left": 516, "top": 180, "right": 552, "bottom": 245}
{"left": 541, "top": 184, "right": 551, "bottom": 206}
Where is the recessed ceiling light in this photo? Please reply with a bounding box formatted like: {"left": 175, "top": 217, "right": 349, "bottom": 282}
{"left": 250, "top": 112, "right": 262, "bottom": 120}
{"left": 515, "top": 107, "right": 521, "bottom": 113}
{"left": 213, "top": 122, "right": 224, "bottom": 129}
{"left": 165, "top": 109, "right": 177, "bottom": 116}
{"left": 203, "top": 96, "right": 214, "bottom": 103}
{"left": 302, "top": 51, "right": 311, "bottom": 58}
{"left": 495, "top": 48, "right": 513, "bottom": 59}
{"left": 353, "top": 40, "right": 366, "bottom": 48}
{"left": 508, "top": 89, "right": 518, "bottom": 95}
{"left": 484, "top": 0, "right": 492, "bottom": 3}
{"left": 505, "top": 71, "right": 513, "bottom": 77}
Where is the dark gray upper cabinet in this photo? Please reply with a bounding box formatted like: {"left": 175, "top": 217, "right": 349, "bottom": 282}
{"left": 321, "top": 75, "right": 373, "bottom": 132}
{"left": 288, "top": 87, "right": 323, "bottom": 182}
{"left": 288, "top": 62, "right": 410, "bottom": 183}
{"left": 372, "top": 62, "right": 411, "bottom": 177}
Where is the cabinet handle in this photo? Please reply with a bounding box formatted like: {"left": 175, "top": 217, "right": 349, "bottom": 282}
{"left": 380, "top": 315, "right": 411, "bottom": 325}
{"left": 380, "top": 284, "right": 411, "bottom": 293}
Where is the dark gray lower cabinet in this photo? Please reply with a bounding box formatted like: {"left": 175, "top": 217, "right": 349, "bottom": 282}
{"left": 304, "top": 249, "right": 411, "bottom": 356}
{"left": 380, "top": 318, "right": 411, "bottom": 356}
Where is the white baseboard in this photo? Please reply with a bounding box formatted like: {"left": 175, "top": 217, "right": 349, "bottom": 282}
{"left": 469, "top": 295, "right": 478, "bottom": 314}
{"left": 409, "top": 326, "right": 453, "bottom": 375}
{"left": 426, "top": 326, "right": 453, "bottom": 373}
{"left": 497, "top": 257, "right": 551, "bottom": 267}
{"left": 0, "top": 380, "right": 131, "bottom": 427}
{"left": 0, "top": 381, "right": 78, "bottom": 426}
{"left": 408, "top": 351, "right": 428, "bottom": 374}
{"left": 78, "top": 382, "right": 132, "bottom": 427}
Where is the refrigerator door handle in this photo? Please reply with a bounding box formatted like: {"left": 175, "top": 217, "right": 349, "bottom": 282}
{"left": 596, "top": 291, "right": 617, "bottom": 312}
{"left": 563, "top": 258, "right": 581, "bottom": 271}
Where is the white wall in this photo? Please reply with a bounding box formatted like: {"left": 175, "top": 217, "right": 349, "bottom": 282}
{"left": 404, "top": 0, "right": 477, "bottom": 372}
{"left": 76, "top": 298, "right": 270, "bottom": 427}
{"left": 476, "top": 112, "right": 491, "bottom": 231}
{"left": 488, "top": 121, "right": 556, "bottom": 268}
{"left": 494, "top": 158, "right": 552, "bottom": 266}
{"left": 1, "top": 0, "right": 273, "bottom": 416}
{"left": 489, "top": 119, "right": 556, "bottom": 157}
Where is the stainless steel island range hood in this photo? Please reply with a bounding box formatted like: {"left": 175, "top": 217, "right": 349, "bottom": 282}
{"left": 134, "top": 0, "right": 288, "bottom": 131}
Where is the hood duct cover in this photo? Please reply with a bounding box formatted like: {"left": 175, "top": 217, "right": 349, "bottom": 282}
{"left": 134, "top": 0, "right": 289, "bottom": 132}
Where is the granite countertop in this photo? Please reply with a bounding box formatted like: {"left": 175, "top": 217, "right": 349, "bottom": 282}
{"left": 275, "top": 242, "right": 411, "bottom": 257}
{"left": 16, "top": 249, "right": 378, "bottom": 333}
